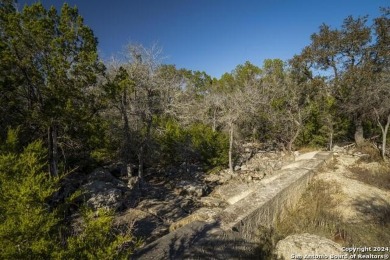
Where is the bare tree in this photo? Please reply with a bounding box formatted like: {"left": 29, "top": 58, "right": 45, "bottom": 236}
{"left": 373, "top": 72, "right": 390, "bottom": 159}
{"left": 267, "top": 74, "right": 311, "bottom": 153}
{"left": 105, "top": 44, "right": 180, "bottom": 179}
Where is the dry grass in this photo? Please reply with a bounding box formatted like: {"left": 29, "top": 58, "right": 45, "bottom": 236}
{"left": 275, "top": 180, "right": 344, "bottom": 240}
{"left": 349, "top": 164, "right": 390, "bottom": 191}
{"left": 256, "top": 178, "right": 390, "bottom": 257}
{"left": 298, "top": 146, "right": 321, "bottom": 153}
{"left": 355, "top": 143, "right": 382, "bottom": 163}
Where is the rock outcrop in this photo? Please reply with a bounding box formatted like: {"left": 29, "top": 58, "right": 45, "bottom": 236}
{"left": 81, "top": 168, "right": 131, "bottom": 211}
{"left": 134, "top": 151, "right": 333, "bottom": 259}
{"left": 275, "top": 233, "right": 345, "bottom": 259}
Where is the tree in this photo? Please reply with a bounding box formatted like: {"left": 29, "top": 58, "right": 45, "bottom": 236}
{"left": 372, "top": 8, "right": 390, "bottom": 159}
{"left": 297, "top": 15, "right": 380, "bottom": 146}
{"left": 105, "top": 44, "right": 180, "bottom": 178}
{"left": 209, "top": 83, "right": 265, "bottom": 172}
{"left": 0, "top": 2, "right": 103, "bottom": 176}
{"left": 268, "top": 73, "right": 312, "bottom": 152}
{"left": 178, "top": 68, "right": 213, "bottom": 97}
{"left": 373, "top": 72, "right": 390, "bottom": 159}
{"left": 104, "top": 64, "right": 135, "bottom": 175}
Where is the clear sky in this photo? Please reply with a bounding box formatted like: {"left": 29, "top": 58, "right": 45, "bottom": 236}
{"left": 19, "top": 0, "right": 388, "bottom": 79}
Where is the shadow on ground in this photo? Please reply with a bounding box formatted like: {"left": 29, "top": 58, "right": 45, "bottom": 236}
{"left": 352, "top": 196, "right": 390, "bottom": 226}
{"left": 132, "top": 220, "right": 273, "bottom": 259}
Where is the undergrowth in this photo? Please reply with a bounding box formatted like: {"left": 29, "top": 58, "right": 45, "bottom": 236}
{"left": 355, "top": 143, "right": 382, "bottom": 163}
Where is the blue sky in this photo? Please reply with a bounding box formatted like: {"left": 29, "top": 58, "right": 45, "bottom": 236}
{"left": 20, "top": 0, "right": 388, "bottom": 78}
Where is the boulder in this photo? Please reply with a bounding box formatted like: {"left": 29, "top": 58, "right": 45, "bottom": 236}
{"left": 275, "top": 233, "right": 345, "bottom": 259}
{"left": 204, "top": 173, "right": 221, "bottom": 183}
{"left": 83, "top": 181, "right": 124, "bottom": 210}
{"left": 332, "top": 145, "right": 344, "bottom": 153}
{"left": 114, "top": 208, "right": 165, "bottom": 243}
{"left": 175, "top": 180, "right": 208, "bottom": 197}
{"left": 81, "top": 168, "right": 130, "bottom": 211}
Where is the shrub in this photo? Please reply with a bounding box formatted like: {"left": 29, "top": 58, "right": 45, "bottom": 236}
{"left": 0, "top": 138, "right": 60, "bottom": 259}
{"left": 156, "top": 119, "right": 229, "bottom": 169}
{"left": 54, "top": 208, "right": 139, "bottom": 260}
{"left": 0, "top": 130, "right": 138, "bottom": 259}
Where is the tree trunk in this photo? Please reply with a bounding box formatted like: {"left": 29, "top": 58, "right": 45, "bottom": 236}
{"left": 354, "top": 118, "right": 365, "bottom": 146}
{"left": 288, "top": 125, "right": 301, "bottom": 153}
{"left": 121, "top": 89, "right": 132, "bottom": 165}
{"left": 379, "top": 114, "right": 390, "bottom": 159}
{"left": 212, "top": 108, "right": 217, "bottom": 132}
{"left": 229, "top": 122, "right": 234, "bottom": 173}
{"left": 287, "top": 122, "right": 301, "bottom": 153}
{"left": 138, "top": 119, "right": 153, "bottom": 179}
{"left": 329, "top": 131, "right": 333, "bottom": 151}
{"left": 48, "top": 125, "right": 58, "bottom": 177}
{"left": 138, "top": 144, "right": 144, "bottom": 178}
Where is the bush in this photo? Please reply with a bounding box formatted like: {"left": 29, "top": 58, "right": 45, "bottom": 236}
{"left": 0, "top": 138, "right": 60, "bottom": 259}
{"left": 156, "top": 119, "right": 229, "bottom": 169}
{"left": 188, "top": 123, "right": 229, "bottom": 168}
{"left": 0, "top": 130, "right": 138, "bottom": 259}
{"left": 54, "top": 208, "right": 139, "bottom": 260}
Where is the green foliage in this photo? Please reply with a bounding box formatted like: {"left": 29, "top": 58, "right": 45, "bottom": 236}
{"left": 54, "top": 208, "right": 138, "bottom": 260}
{"left": 0, "top": 127, "right": 19, "bottom": 152}
{"left": 0, "top": 137, "right": 60, "bottom": 259}
{"left": 0, "top": 1, "right": 105, "bottom": 172}
{"left": 156, "top": 118, "right": 188, "bottom": 165}
{"left": 262, "top": 58, "right": 284, "bottom": 82}
{"left": 188, "top": 123, "right": 229, "bottom": 168}
{"left": 232, "top": 61, "right": 262, "bottom": 88}
{"left": 0, "top": 130, "right": 138, "bottom": 259}
{"left": 156, "top": 119, "right": 229, "bottom": 169}
{"left": 217, "top": 61, "right": 262, "bottom": 93}
{"left": 179, "top": 69, "right": 212, "bottom": 97}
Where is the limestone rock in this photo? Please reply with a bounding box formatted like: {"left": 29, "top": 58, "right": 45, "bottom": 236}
{"left": 169, "top": 207, "right": 221, "bottom": 232}
{"left": 175, "top": 180, "right": 208, "bottom": 197}
{"left": 275, "top": 233, "right": 344, "bottom": 259}
{"left": 127, "top": 176, "right": 140, "bottom": 189}
{"left": 332, "top": 145, "right": 344, "bottom": 153}
{"left": 81, "top": 168, "right": 130, "bottom": 211}
{"left": 114, "top": 208, "right": 165, "bottom": 243}
{"left": 204, "top": 171, "right": 233, "bottom": 184}
{"left": 204, "top": 173, "right": 220, "bottom": 183}
{"left": 88, "top": 168, "right": 118, "bottom": 183}
{"left": 83, "top": 181, "right": 124, "bottom": 210}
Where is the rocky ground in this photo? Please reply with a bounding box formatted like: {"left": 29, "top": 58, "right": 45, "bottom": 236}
{"left": 62, "top": 141, "right": 390, "bottom": 259}
{"left": 70, "top": 145, "right": 298, "bottom": 245}
{"left": 316, "top": 152, "right": 390, "bottom": 224}
{"left": 119, "top": 149, "right": 297, "bottom": 244}
{"left": 66, "top": 142, "right": 390, "bottom": 256}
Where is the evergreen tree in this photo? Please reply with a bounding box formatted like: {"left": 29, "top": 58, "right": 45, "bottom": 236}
{"left": 0, "top": 2, "right": 104, "bottom": 175}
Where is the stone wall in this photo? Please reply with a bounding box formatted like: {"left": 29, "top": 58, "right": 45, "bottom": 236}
{"left": 134, "top": 152, "right": 333, "bottom": 259}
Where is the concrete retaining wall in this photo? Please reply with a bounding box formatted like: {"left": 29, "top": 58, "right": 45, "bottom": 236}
{"left": 134, "top": 152, "right": 333, "bottom": 259}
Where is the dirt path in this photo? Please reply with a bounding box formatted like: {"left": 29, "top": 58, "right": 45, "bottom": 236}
{"left": 315, "top": 153, "right": 390, "bottom": 223}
